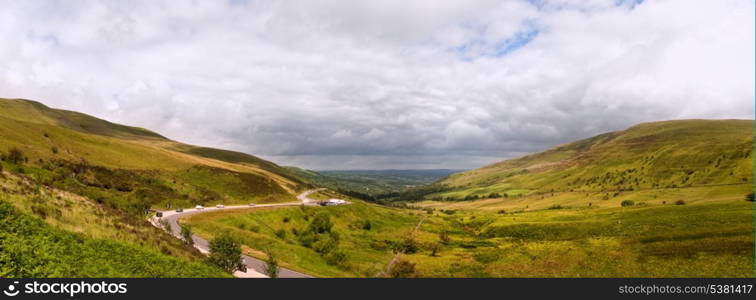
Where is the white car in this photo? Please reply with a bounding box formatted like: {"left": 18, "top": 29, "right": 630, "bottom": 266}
{"left": 216, "top": 204, "right": 225, "bottom": 208}
{"left": 195, "top": 205, "right": 204, "bottom": 210}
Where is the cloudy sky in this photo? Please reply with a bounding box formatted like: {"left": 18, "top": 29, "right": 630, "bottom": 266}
{"left": 0, "top": 0, "right": 753, "bottom": 170}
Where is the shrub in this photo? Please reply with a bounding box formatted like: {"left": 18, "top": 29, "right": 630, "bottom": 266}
{"left": 264, "top": 249, "right": 279, "bottom": 278}
{"left": 361, "top": 220, "right": 372, "bottom": 231}
{"left": 439, "top": 231, "right": 450, "bottom": 245}
{"left": 51, "top": 146, "right": 59, "bottom": 155}
{"left": 675, "top": 200, "right": 686, "bottom": 205}
{"left": 746, "top": 192, "right": 754, "bottom": 202}
{"left": 497, "top": 209, "right": 506, "bottom": 214}
{"left": 325, "top": 250, "right": 348, "bottom": 268}
{"left": 307, "top": 212, "right": 333, "bottom": 234}
{"left": 282, "top": 216, "right": 290, "bottom": 223}
{"left": 621, "top": 200, "right": 635, "bottom": 207}
{"left": 548, "top": 204, "right": 565, "bottom": 210}
{"left": 428, "top": 242, "right": 441, "bottom": 257}
{"left": 400, "top": 236, "right": 419, "bottom": 254}
{"left": 209, "top": 232, "right": 243, "bottom": 273}
{"left": 275, "top": 228, "right": 287, "bottom": 239}
{"left": 159, "top": 218, "right": 172, "bottom": 233}
{"left": 248, "top": 225, "right": 260, "bottom": 233}
{"left": 312, "top": 235, "right": 338, "bottom": 254}
{"left": 389, "top": 259, "right": 417, "bottom": 278}
{"left": 7, "top": 147, "right": 24, "bottom": 164}
{"left": 297, "top": 230, "right": 316, "bottom": 248}
{"left": 180, "top": 225, "right": 194, "bottom": 246}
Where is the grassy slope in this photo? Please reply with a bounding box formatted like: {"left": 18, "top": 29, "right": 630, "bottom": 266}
{"left": 0, "top": 171, "right": 230, "bottom": 277}
{"left": 0, "top": 199, "right": 228, "bottom": 277}
{"left": 433, "top": 119, "right": 753, "bottom": 201}
{"left": 183, "top": 196, "right": 425, "bottom": 277}
{"left": 0, "top": 97, "right": 306, "bottom": 277}
{"left": 0, "top": 98, "right": 304, "bottom": 209}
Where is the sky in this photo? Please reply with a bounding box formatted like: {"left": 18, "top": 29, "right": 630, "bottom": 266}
{"left": 0, "top": 0, "right": 753, "bottom": 170}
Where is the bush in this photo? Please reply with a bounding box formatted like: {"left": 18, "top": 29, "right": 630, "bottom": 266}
{"left": 264, "top": 249, "right": 279, "bottom": 278}
{"left": 497, "top": 209, "right": 506, "bottom": 214}
{"left": 307, "top": 212, "right": 333, "bottom": 234}
{"left": 159, "top": 218, "right": 172, "bottom": 233}
{"left": 275, "top": 228, "right": 287, "bottom": 239}
{"left": 282, "top": 216, "right": 290, "bottom": 223}
{"left": 325, "top": 250, "right": 349, "bottom": 268}
{"left": 7, "top": 147, "right": 24, "bottom": 164}
{"left": 746, "top": 192, "right": 754, "bottom": 202}
{"left": 181, "top": 226, "right": 194, "bottom": 246}
{"left": 428, "top": 242, "right": 441, "bottom": 256}
{"left": 361, "top": 220, "right": 372, "bottom": 231}
{"left": 621, "top": 200, "right": 635, "bottom": 207}
{"left": 548, "top": 204, "right": 565, "bottom": 210}
{"left": 312, "top": 235, "right": 338, "bottom": 254}
{"left": 209, "top": 233, "right": 243, "bottom": 273}
{"left": 51, "top": 146, "right": 59, "bottom": 155}
{"left": 400, "top": 236, "right": 419, "bottom": 254}
{"left": 389, "top": 259, "right": 417, "bottom": 278}
{"left": 675, "top": 200, "right": 686, "bottom": 205}
{"left": 439, "top": 231, "right": 450, "bottom": 245}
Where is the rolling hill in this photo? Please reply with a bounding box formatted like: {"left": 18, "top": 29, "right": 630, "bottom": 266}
{"left": 0, "top": 97, "right": 308, "bottom": 277}
{"left": 429, "top": 119, "right": 753, "bottom": 202}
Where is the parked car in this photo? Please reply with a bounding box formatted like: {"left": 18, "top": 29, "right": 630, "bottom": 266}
{"left": 195, "top": 205, "right": 204, "bottom": 210}
{"left": 216, "top": 204, "right": 224, "bottom": 208}
{"left": 176, "top": 208, "right": 183, "bottom": 213}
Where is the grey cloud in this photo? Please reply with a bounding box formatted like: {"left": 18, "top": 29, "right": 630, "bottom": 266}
{"left": 0, "top": 0, "right": 752, "bottom": 170}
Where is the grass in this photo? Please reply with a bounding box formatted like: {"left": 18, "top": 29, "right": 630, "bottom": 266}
{"left": 432, "top": 119, "right": 753, "bottom": 201}
{"left": 0, "top": 199, "right": 229, "bottom": 277}
{"left": 183, "top": 199, "right": 426, "bottom": 277}
{"left": 185, "top": 186, "right": 754, "bottom": 277}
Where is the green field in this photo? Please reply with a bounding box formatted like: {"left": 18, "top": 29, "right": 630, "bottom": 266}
{"left": 183, "top": 185, "right": 753, "bottom": 277}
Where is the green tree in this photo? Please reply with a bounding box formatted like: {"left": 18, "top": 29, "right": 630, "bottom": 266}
{"left": 180, "top": 225, "right": 194, "bottom": 246}
{"left": 209, "top": 232, "right": 243, "bottom": 273}
{"left": 264, "top": 249, "right": 279, "bottom": 278}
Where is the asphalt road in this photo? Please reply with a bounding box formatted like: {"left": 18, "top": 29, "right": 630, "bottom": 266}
{"left": 152, "top": 190, "right": 327, "bottom": 278}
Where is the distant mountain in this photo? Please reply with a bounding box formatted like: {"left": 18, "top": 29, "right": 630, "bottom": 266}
{"left": 285, "top": 167, "right": 463, "bottom": 196}
{"left": 431, "top": 119, "right": 754, "bottom": 200}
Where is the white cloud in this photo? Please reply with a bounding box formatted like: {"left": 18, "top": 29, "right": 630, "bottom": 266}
{"left": 0, "top": 0, "right": 752, "bottom": 170}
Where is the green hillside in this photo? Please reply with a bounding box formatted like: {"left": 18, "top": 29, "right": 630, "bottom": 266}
{"left": 0, "top": 97, "right": 307, "bottom": 277}
{"left": 431, "top": 119, "right": 753, "bottom": 201}
{"left": 0, "top": 98, "right": 306, "bottom": 212}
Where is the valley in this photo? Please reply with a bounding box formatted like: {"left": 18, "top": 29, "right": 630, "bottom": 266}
{"left": 0, "top": 98, "right": 753, "bottom": 278}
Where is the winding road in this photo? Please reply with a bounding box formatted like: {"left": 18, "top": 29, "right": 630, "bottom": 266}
{"left": 151, "top": 189, "right": 329, "bottom": 278}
